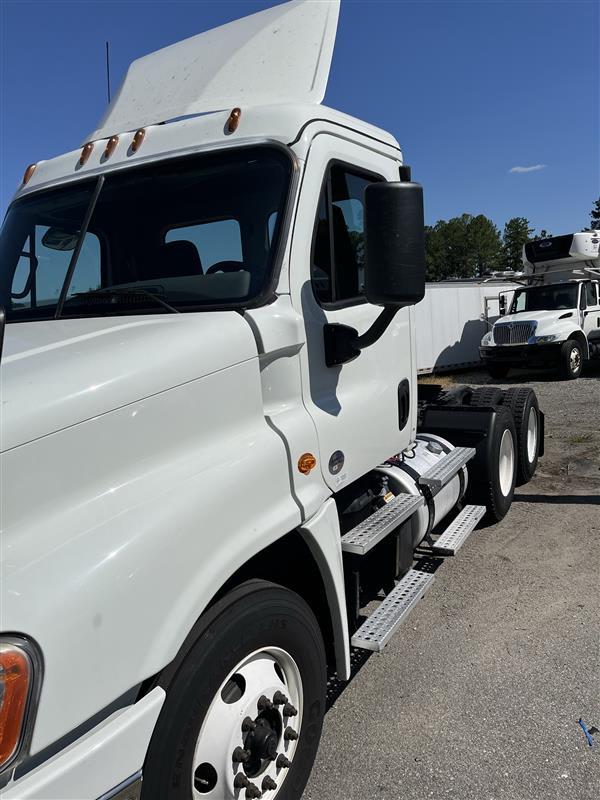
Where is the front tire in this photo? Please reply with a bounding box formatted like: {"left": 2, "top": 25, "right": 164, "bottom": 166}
{"left": 466, "top": 406, "right": 517, "bottom": 522}
{"left": 142, "top": 581, "right": 327, "bottom": 800}
{"left": 560, "top": 339, "right": 583, "bottom": 379}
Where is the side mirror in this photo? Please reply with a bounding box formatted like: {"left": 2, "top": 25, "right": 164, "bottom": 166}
{"left": 364, "top": 181, "right": 425, "bottom": 307}
{"left": 499, "top": 294, "right": 507, "bottom": 315}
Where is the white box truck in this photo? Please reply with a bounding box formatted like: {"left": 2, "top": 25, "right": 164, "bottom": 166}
{"left": 480, "top": 231, "right": 600, "bottom": 379}
{"left": 0, "top": 2, "right": 544, "bottom": 798}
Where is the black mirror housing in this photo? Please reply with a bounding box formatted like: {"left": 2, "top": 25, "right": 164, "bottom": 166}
{"left": 364, "top": 181, "right": 426, "bottom": 307}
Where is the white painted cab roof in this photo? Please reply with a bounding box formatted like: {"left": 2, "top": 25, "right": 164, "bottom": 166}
{"left": 87, "top": 0, "right": 340, "bottom": 142}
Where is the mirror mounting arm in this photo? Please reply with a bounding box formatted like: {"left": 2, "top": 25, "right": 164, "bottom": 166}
{"left": 323, "top": 306, "right": 399, "bottom": 367}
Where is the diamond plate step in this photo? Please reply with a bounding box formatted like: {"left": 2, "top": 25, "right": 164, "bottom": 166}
{"left": 351, "top": 569, "right": 434, "bottom": 652}
{"left": 431, "top": 504, "right": 486, "bottom": 556}
{"left": 418, "top": 446, "right": 475, "bottom": 493}
{"left": 341, "top": 493, "right": 424, "bottom": 556}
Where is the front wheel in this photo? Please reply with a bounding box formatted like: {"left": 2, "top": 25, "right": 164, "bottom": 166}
{"left": 142, "top": 581, "right": 327, "bottom": 800}
{"left": 560, "top": 339, "right": 583, "bottom": 379}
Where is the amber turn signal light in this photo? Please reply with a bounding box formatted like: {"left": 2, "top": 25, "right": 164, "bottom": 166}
{"left": 79, "top": 142, "right": 94, "bottom": 166}
{"left": 0, "top": 644, "right": 32, "bottom": 769}
{"left": 227, "top": 107, "right": 242, "bottom": 133}
{"left": 297, "top": 453, "right": 317, "bottom": 475}
{"left": 22, "top": 164, "right": 37, "bottom": 185}
{"left": 131, "top": 129, "right": 145, "bottom": 153}
{"left": 104, "top": 135, "right": 119, "bottom": 159}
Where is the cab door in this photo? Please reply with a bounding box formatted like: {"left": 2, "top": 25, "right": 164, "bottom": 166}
{"left": 582, "top": 280, "right": 600, "bottom": 340}
{"left": 289, "top": 134, "right": 415, "bottom": 492}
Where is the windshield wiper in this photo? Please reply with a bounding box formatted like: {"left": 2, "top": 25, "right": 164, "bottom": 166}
{"left": 70, "top": 287, "right": 180, "bottom": 314}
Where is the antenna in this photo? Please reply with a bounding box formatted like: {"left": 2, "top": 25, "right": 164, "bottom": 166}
{"left": 105, "top": 41, "right": 111, "bottom": 103}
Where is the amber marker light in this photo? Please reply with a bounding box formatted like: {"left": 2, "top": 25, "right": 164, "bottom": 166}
{"left": 104, "top": 135, "right": 119, "bottom": 159}
{"left": 298, "top": 453, "right": 317, "bottom": 475}
{"left": 79, "top": 142, "right": 94, "bottom": 166}
{"left": 22, "top": 164, "right": 37, "bottom": 186}
{"left": 0, "top": 644, "right": 32, "bottom": 769}
{"left": 131, "top": 128, "right": 145, "bottom": 153}
{"left": 227, "top": 107, "right": 242, "bottom": 133}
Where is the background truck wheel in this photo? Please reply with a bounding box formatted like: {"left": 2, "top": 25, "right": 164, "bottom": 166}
{"left": 469, "top": 387, "right": 504, "bottom": 407}
{"left": 560, "top": 339, "right": 583, "bottom": 379}
{"left": 142, "top": 580, "right": 326, "bottom": 800}
{"left": 465, "top": 406, "right": 517, "bottom": 522}
{"left": 488, "top": 364, "right": 510, "bottom": 380}
{"left": 501, "top": 388, "right": 540, "bottom": 485}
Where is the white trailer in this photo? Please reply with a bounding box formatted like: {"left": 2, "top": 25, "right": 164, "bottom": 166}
{"left": 415, "top": 279, "right": 519, "bottom": 373}
{"left": 0, "top": 3, "right": 544, "bottom": 799}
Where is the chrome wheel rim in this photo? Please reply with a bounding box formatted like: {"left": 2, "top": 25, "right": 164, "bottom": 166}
{"left": 526, "top": 407, "right": 538, "bottom": 464}
{"left": 499, "top": 429, "right": 515, "bottom": 497}
{"left": 191, "top": 647, "right": 303, "bottom": 798}
{"left": 570, "top": 347, "right": 581, "bottom": 372}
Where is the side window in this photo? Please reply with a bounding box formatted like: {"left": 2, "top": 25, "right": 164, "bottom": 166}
{"left": 165, "top": 219, "right": 242, "bottom": 271}
{"left": 585, "top": 281, "right": 597, "bottom": 307}
{"left": 311, "top": 164, "right": 381, "bottom": 305}
{"left": 11, "top": 226, "right": 100, "bottom": 310}
{"left": 512, "top": 290, "right": 527, "bottom": 313}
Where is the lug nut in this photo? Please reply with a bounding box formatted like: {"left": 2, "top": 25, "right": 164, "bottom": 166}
{"left": 262, "top": 775, "right": 278, "bottom": 791}
{"left": 234, "top": 773, "right": 251, "bottom": 789}
{"left": 242, "top": 716, "right": 257, "bottom": 732}
{"left": 282, "top": 703, "right": 298, "bottom": 717}
{"left": 232, "top": 746, "right": 251, "bottom": 763}
{"left": 284, "top": 727, "right": 299, "bottom": 741}
{"left": 257, "top": 694, "right": 273, "bottom": 711}
{"left": 245, "top": 784, "right": 262, "bottom": 799}
{"left": 276, "top": 754, "right": 292, "bottom": 769}
{"left": 272, "top": 690, "right": 288, "bottom": 705}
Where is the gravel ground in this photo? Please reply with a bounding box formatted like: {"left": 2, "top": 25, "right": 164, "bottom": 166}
{"left": 305, "top": 361, "right": 600, "bottom": 800}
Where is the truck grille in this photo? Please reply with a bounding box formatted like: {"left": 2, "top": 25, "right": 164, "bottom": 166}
{"left": 494, "top": 322, "right": 536, "bottom": 345}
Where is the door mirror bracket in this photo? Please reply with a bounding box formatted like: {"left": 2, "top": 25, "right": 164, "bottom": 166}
{"left": 323, "top": 306, "right": 399, "bottom": 367}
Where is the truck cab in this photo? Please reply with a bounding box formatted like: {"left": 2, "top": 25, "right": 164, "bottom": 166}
{"left": 481, "top": 231, "right": 600, "bottom": 379}
{"left": 0, "top": 3, "right": 544, "bottom": 799}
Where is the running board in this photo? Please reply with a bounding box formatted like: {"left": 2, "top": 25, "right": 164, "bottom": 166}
{"left": 341, "top": 493, "right": 424, "bottom": 556}
{"left": 430, "top": 504, "right": 486, "bottom": 556}
{"left": 351, "top": 569, "right": 434, "bottom": 652}
{"left": 418, "top": 446, "right": 475, "bottom": 494}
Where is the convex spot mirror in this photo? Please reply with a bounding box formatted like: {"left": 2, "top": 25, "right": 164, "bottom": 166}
{"left": 41, "top": 227, "right": 80, "bottom": 251}
{"left": 364, "top": 181, "right": 425, "bottom": 308}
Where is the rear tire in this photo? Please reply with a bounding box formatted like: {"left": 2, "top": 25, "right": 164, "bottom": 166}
{"left": 501, "top": 388, "right": 540, "bottom": 485}
{"left": 142, "top": 581, "right": 326, "bottom": 800}
{"left": 488, "top": 364, "right": 510, "bottom": 379}
{"left": 559, "top": 339, "right": 583, "bottom": 379}
{"left": 469, "top": 387, "right": 504, "bottom": 407}
{"left": 466, "top": 406, "right": 517, "bottom": 523}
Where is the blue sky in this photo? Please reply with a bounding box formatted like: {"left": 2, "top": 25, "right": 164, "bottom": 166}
{"left": 1, "top": 0, "right": 598, "bottom": 235}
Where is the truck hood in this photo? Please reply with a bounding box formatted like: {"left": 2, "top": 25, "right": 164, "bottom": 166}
{"left": 499, "top": 308, "right": 577, "bottom": 326}
{"left": 0, "top": 314, "right": 257, "bottom": 452}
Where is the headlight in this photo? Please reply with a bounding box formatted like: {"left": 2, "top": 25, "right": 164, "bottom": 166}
{"left": 481, "top": 331, "right": 493, "bottom": 346}
{"left": 534, "top": 334, "right": 559, "bottom": 343}
{"left": 0, "top": 638, "right": 42, "bottom": 773}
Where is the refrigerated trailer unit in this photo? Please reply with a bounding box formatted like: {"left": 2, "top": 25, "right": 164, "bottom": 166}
{"left": 481, "top": 231, "right": 600, "bottom": 379}
{"left": 0, "top": 3, "right": 543, "bottom": 798}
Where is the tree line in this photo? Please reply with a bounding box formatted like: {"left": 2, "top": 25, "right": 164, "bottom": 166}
{"left": 425, "top": 197, "right": 600, "bottom": 281}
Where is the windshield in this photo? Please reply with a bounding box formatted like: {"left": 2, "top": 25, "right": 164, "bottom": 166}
{"left": 0, "top": 146, "right": 291, "bottom": 322}
{"left": 510, "top": 283, "right": 579, "bottom": 313}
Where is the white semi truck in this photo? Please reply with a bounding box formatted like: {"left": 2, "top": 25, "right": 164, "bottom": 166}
{"left": 480, "top": 231, "right": 600, "bottom": 379}
{"left": 0, "top": 3, "right": 544, "bottom": 799}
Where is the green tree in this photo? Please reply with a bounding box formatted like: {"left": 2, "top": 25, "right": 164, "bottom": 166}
{"left": 425, "top": 214, "right": 503, "bottom": 280}
{"left": 590, "top": 198, "right": 600, "bottom": 231}
{"left": 468, "top": 214, "right": 503, "bottom": 276}
{"left": 502, "top": 217, "right": 534, "bottom": 271}
{"left": 532, "top": 229, "right": 552, "bottom": 240}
